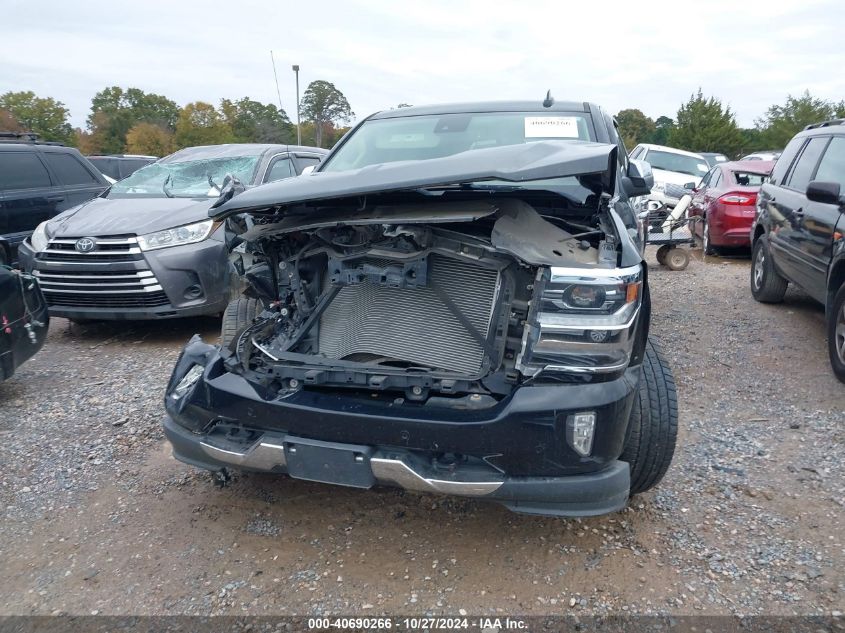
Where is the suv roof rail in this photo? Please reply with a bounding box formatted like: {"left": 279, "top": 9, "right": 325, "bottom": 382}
{"left": 0, "top": 131, "right": 65, "bottom": 146}
{"left": 804, "top": 118, "right": 845, "bottom": 130}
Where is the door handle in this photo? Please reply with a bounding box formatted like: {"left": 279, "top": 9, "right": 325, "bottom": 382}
{"left": 793, "top": 207, "right": 804, "bottom": 216}
{"left": 46, "top": 195, "right": 65, "bottom": 202}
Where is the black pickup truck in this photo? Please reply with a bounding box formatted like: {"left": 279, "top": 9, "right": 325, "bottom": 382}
{"left": 750, "top": 119, "right": 845, "bottom": 382}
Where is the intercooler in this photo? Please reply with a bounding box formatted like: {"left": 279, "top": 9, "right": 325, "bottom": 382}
{"left": 318, "top": 254, "right": 501, "bottom": 375}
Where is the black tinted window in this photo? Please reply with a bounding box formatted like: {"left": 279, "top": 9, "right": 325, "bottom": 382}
{"left": 814, "top": 136, "right": 845, "bottom": 189}
{"left": 296, "top": 156, "right": 322, "bottom": 171}
{"left": 118, "top": 159, "right": 152, "bottom": 179}
{"left": 771, "top": 137, "right": 805, "bottom": 185}
{"left": 44, "top": 152, "right": 99, "bottom": 185}
{"left": 0, "top": 152, "right": 52, "bottom": 190}
{"left": 785, "top": 137, "right": 827, "bottom": 191}
{"left": 266, "top": 157, "right": 295, "bottom": 182}
{"left": 88, "top": 157, "right": 119, "bottom": 179}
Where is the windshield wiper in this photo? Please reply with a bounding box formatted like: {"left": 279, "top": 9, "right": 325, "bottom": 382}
{"left": 161, "top": 174, "right": 174, "bottom": 198}
{"left": 208, "top": 174, "right": 221, "bottom": 193}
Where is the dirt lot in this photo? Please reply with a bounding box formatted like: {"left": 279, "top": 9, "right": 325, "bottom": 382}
{"left": 1, "top": 246, "right": 843, "bottom": 617}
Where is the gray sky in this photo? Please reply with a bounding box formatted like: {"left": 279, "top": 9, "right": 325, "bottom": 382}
{"left": 2, "top": 0, "right": 843, "bottom": 130}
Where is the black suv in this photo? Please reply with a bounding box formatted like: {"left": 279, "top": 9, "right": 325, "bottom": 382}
{"left": 87, "top": 154, "right": 157, "bottom": 181}
{"left": 163, "top": 100, "right": 679, "bottom": 517}
{"left": 0, "top": 136, "right": 109, "bottom": 265}
{"left": 750, "top": 119, "right": 845, "bottom": 382}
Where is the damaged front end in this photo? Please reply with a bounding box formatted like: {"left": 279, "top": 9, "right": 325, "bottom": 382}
{"left": 208, "top": 144, "right": 644, "bottom": 404}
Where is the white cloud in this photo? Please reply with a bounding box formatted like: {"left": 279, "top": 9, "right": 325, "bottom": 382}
{"left": 1, "top": 0, "right": 842, "bottom": 130}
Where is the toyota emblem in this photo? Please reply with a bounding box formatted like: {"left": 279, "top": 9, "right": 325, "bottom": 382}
{"left": 75, "top": 237, "right": 96, "bottom": 253}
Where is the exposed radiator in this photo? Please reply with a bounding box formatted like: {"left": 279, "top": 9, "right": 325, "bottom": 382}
{"left": 318, "top": 254, "right": 500, "bottom": 374}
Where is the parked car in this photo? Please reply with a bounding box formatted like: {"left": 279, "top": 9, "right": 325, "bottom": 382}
{"left": 741, "top": 151, "right": 781, "bottom": 161}
{"left": 87, "top": 154, "right": 157, "bottom": 181}
{"left": 0, "top": 267, "right": 49, "bottom": 381}
{"left": 163, "top": 99, "right": 679, "bottom": 517}
{"left": 689, "top": 160, "right": 774, "bottom": 254}
{"left": 698, "top": 152, "right": 729, "bottom": 168}
{"left": 17, "top": 143, "right": 328, "bottom": 322}
{"left": 750, "top": 119, "right": 845, "bottom": 382}
{"left": 0, "top": 137, "right": 109, "bottom": 265}
{"left": 628, "top": 143, "right": 709, "bottom": 206}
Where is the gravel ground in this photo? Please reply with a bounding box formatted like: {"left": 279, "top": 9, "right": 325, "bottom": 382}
{"left": 0, "top": 245, "right": 843, "bottom": 617}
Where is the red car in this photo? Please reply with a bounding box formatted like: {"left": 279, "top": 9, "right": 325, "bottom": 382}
{"left": 689, "top": 160, "right": 774, "bottom": 253}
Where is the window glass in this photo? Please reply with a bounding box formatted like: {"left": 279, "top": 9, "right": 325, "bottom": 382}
{"left": 321, "top": 112, "right": 594, "bottom": 172}
{"left": 711, "top": 170, "right": 723, "bottom": 188}
{"left": 770, "top": 137, "right": 804, "bottom": 184}
{"left": 732, "top": 171, "right": 770, "bottom": 186}
{"left": 0, "top": 152, "right": 52, "bottom": 190}
{"left": 266, "top": 157, "right": 295, "bottom": 182}
{"left": 108, "top": 155, "right": 260, "bottom": 198}
{"left": 629, "top": 146, "right": 643, "bottom": 159}
{"left": 43, "top": 153, "right": 99, "bottom": 185}
{"left": 786, "top": 137, "right": 827, "bottom": 192}
{"left": 296, "top": 155, "right": 323, "bottom": 171}
{"left": 700, "top": 168, "right": 715, "bottom": 187}
{"left": 119, "top": 159, "right": 154, "bottom": 179}
{"left": 87, "top": 157, "right": 119, "bottom": 179}
{"left": 813, "top": 136, "right": 845, "bottom": 189}
{"left": 643, "top": 150, "right": 709, "bottom": 177}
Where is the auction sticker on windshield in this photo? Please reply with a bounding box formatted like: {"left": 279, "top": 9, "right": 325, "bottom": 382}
{"left": 524, "top": 116, "right": 580, "bottom": 138}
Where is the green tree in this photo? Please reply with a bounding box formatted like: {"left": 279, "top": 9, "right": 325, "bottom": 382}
{"left": 125, "top": 122, "right": 175, "bottom": 156}
{"left": 220, "top": 97, "right": 295, "bottom": 143}
{"left": 174, "top": 102, "right": 234, "bottom": 148}
{"left": 0, "top": 91, "right": 74, "bottom": 144}
{"left": 649, "top": 116, "right": 675, "bottom": 145}
{"left": 615, "top": 109, "right": 655, "bottom": 148}
{"left": 300, "top": 80, "right": 353, "bottom": 148}
{"left": 755, "top": 91, "right": 836, "bottom": 149}
{"left": 668, "top": 89, "right": 743, "bottom": 157}
{"left": 87, "top": 86, "right": 180, "bottom": 153}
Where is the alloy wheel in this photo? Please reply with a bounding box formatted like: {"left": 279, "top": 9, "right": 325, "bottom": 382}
{"left": 753, "top": 249, "right": 765, "bottom": 290}
{"left": 836, "top": 302, "right": 845, "bottom": 364}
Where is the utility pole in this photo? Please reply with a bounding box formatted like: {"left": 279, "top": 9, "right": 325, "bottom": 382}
{"left": 292, "top": 64, "right": 301, "bottom": 145}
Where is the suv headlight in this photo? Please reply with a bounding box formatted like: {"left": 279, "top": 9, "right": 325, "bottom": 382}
{"left": 517, "top": 265, "right": 643, "bottom": 376}
{"left": 137, "top": 220, "right": 216, "bottom": 252}
{"left": 30, "top": 221, "right": 50, "bottom": 253}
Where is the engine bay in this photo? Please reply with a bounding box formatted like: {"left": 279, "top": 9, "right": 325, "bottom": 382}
{"left": 225, "top": 192, "right": 621, "bottom": 401}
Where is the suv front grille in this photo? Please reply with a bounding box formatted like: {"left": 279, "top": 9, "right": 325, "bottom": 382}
{"left": 40, "top": 236, "right": 143, "bottom": 263}
{"left": 35, "top": 236, "right": 171, "bottom": 311}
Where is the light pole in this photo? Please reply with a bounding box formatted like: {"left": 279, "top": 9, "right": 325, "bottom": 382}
{"left": 292, "top": 64, "right": 301, "bottom": 145}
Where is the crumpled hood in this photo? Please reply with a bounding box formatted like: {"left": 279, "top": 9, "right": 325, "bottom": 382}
{"left": 211, "top": 141, "right": 618, "bottom": 220}
{"left": 47, "top": 195, "right": 214, "bottom": 238}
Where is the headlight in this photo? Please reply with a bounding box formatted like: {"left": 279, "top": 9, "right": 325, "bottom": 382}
{"left": 30, "top": 221, "right": 50, "bottom": 253}
{"left": 517, "top": 265, "right": 643, "bottom": 376}
{"left": 170, "top": 364, "right": 204, "bottom": 400}
{"left": 137, "top": 220, "right": 216, "bottom": 252}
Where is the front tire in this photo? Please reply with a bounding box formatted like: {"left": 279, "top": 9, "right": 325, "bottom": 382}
{"left": 828, "top": 283, "right": 845, "bottom": 384}
{"left": 750, "top": 235, "right": 788, "bottom": 303}
{"left": 622, "top": 338, "right": 678, "bottom": 495}
{"left": 221, "top": 297, "right": 263, "bottom": 347}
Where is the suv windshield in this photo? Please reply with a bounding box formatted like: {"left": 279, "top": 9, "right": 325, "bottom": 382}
{"left": 108, "top": 156, "right": 259, "bottom": 198}
{"left": 646, "top": 150, "right": 709, "bottom": 177}
{"left": 321, "top": 112, "right": 595, "bottom": 172}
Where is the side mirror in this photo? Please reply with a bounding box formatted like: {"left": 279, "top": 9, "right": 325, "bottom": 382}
{"left": 806, "top": 180, "right": 842, "bottom": 206}
{"left": 683, "top": 182, "right": 696, "bottom": 190}
{"left": 300, "top": 165, "right": 317, "bottom": 176}
{"left": 622, "top": 159, "right": 654, "bottom": 197}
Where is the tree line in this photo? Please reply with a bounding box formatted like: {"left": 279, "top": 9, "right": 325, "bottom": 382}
{"left": 0, "top": 80, "right": 354, "bottom": 155}
{"left": 2, "top": 84, "right": 843, "bottom": 159}
{"left": 616, "top": 89, "right": 845, "bottom": 157}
